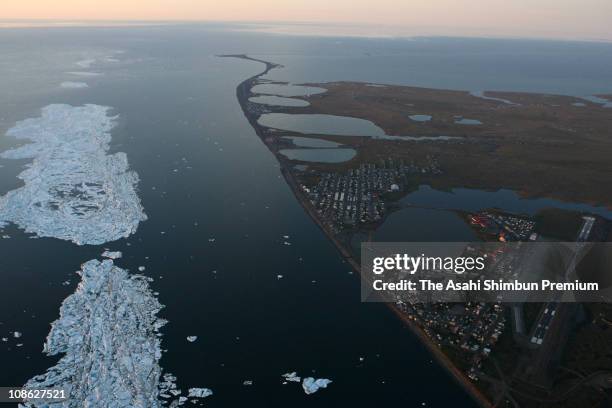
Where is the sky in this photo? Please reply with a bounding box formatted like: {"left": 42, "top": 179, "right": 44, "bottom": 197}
{"left": 2, "top": 0, "right": 612, "bottom": 41}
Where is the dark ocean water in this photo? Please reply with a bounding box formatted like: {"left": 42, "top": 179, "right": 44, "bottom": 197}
{"left": 1, "top": 24, "right": 612, "bottom": 407}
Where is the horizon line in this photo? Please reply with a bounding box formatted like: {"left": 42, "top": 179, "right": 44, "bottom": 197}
{"left": 1, "top": 19, "right": 611, "bottom": 44}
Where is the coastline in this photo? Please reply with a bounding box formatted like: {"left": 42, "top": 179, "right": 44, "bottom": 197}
{"left": 222, "top": 54, "right": 494, "bottom": 408}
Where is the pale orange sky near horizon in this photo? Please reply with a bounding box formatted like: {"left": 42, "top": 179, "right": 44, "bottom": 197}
{"left": 2, "top": 0, "right": 612, "bottom": 40}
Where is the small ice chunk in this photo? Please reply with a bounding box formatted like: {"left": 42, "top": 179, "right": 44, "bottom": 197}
{"left": 60, "top": 81, "right": 89, "bottom": 89}
{"left": 101, "top": 251, "right": 122, "bottom": 259}
{"left": 66, "top": 71, "right": 103, "bottom": 77}
{"left": 138, "top": 266, "right": 146, "bottom": 272}
{"left": 242, "top": 380, "right": 253, "bottom": 386}
{"left": 76, "top": 58, "right": 96, "bottom": 68}
{"left": 188, "top": 388, "right": 213, "bottom": 398}
{"left": 186, "top": 336, "right": 198, "bottom": 343}
{"left": 281, "top": 372, "right": 301, "bottom": 383}
{"left": 302, "top": 377, "right": 332, "bottom": 394}
{"left": 13, "top": 331, "right": 22, "bottom": 338}
{"left": 277, "top": 275, "right": 283, "bottom": 279}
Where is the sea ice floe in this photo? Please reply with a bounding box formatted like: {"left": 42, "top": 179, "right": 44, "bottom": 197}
{"left": 159, "top": 373, "right": 179, "bottom": 399}
{"left": 0, "top": 104, "right": 147, "bottom": 245}
{"left": 281, "top": 372, "right": 301, "bottom": 383}
{"left": 76, "top": 59, "right": 96, "bottom": 68}
{"left": 187, "top": 388, "right": 213, "bottom": 398}
{"left": 22, "top": 258, "right": 165, "bottom": 408}
{"left": 302, "top": 377, "right": 332, "bottom": 395}
{"left": 186, "top": 336, "right": 198, "bottom": 342}
{"left": 66, "top": 71, "right": 103, "bottom": 77}
{"left": 101, "top": 250, "right": 122, "bottom": 259}
{"left": 60, "top": 81, "right": 89, "bottom": 89}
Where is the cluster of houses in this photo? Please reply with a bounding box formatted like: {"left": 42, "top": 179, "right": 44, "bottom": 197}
{"left": 398, "top": 300, "right": 506, "bottom": 381}
{"left": 301, "top": 158, "right": 440, "bottom": 232}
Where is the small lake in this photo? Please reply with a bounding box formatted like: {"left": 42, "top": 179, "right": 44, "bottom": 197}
{"left": 402, "top": 185, "right": 612, "bottom": 219}
{"left": 249, "top": 95, "right": 310, "bottom": 107}
{"left": 408, "top": 114, "right": 432, "bottom": 122}
{"left": 351, "top": 207, "right": 478, "bottom": 254}
{"left": 455, "top": 118, "right": 482, "bottom": 125}
{"left": 283, "top": 136, "right": 342, "bottom": 148}
{"left": 351, "top": 184, "right": 612, "bottom": 255}
{"left": 470, "top": 91, "right": 517, "bottom": 105}
{"left": 579, "top": 95, "right": 612, "bottom": 108}
{"left": 259, "top": 113, "right": 459, "bottom": 141}
{"left": 251, "top": 83, "right": 327, "bottom": 97}
{"left": 260, "top": 113, "right": 384, "bottom": 136}
{"left": 279, "top": 148, "right": 356, "bottom": 163}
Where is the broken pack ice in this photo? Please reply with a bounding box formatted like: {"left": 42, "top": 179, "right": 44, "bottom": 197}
{"left": 22, "top": 258, "right": 166, "bottom": 408}
{"left": 0, "top": 104, "right": 147, "bottom": 245}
